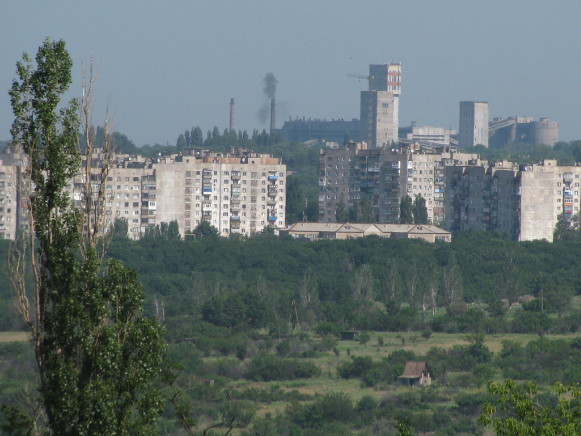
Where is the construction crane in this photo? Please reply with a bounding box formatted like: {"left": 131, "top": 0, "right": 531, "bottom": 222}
{"left": 347, "top": 73, "right": 374, "bottom": 81}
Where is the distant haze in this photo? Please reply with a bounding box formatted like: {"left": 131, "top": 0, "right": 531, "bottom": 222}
{"left": 1, "top": 1, "right": 581, "bottom": 145}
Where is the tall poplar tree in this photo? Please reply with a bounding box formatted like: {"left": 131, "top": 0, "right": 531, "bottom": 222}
{"left": 9, "top": 38, "right": 166, "bottom": 435}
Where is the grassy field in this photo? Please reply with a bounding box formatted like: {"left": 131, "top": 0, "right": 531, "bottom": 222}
{"left": 0, "top": 331, "right": 27, "bottom": 343}
{"left": 227, "top": 330, "right": 581, "bottom": 415}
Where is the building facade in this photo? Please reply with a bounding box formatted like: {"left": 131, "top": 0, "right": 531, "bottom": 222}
{"left": 444, "top": 159, "right": 580, "bottom": 241}
{"left": 2, "top": 147, "right": 286, "bottom": 240}
{"left": 399, "top": 125, "right": 458, "bottom": 148}
{"left": 360, "top": 91, "right": 399, "bottom": 148}
{"left": 0, "top": 148, "right": 25, "bottom": 240}
{"left": 459, "top": 101, "right": 489, "bottom": 148}
{"left": 280, "top": 118, "right": 361, "bottom": 144}
{"left": 360, "top": 64, "right": 401, "bottom": 148}
{"left": 319, "top": 143, "right": 478, "bottom": 225}
{"left": 489, "top": 116, "right": 560, "bottom": 147}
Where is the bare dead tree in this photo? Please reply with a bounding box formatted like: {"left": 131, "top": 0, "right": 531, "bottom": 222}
{"left": 298, "top": 269, "right": 319, "bottom": 328}
{"left": 352, "top": 264, "right": 374, "bottom": 314}
{"left": 385, "top": 258, "right": 400, "bottom": 304}
{"left": 79, "top": 58, "right": 115, "bottom": 257}
{"left": 406, "top": 260, "right": 419, "bottom": 308}
{"left": 442, "top": 253, "right": 463, "bottom": 306}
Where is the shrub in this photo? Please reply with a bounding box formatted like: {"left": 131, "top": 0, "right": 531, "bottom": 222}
{"left": 287, "top": 392, "right": 355, "bottom": 428}
{"left": 337, "top": 356, "right": 374, "bottom": 379}
{"left": 245, "top": 354, "right": 321, "bottom": 381}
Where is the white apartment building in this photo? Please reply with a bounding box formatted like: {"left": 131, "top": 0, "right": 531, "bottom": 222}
{"left": 2, "top": 147, "right": 286, "bottom": 240}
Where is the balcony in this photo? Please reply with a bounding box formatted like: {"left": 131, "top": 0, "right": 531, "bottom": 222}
{"left": 230, "top": 216, "right": 241, "bottom": 221}
{"left": 267, "top": 216, "right": 277, "bottom": 222}
{"left": 268, "top": 175, "right": 278, "bottom": 181}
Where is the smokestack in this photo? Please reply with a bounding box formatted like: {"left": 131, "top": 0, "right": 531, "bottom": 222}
{"left": 229, "top": 98, "right": 235, "bottom": 132}
{"left": 270, "top": 97, "right": 276, "bottom": 133}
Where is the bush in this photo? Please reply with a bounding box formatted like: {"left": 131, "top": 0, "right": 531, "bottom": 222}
{"left": 510, "top": 310, "right": 552, "bottom": 333}
{"left": 337, "top": 356, "right": 374, "bottom": 379}
{"left": 287, "top": 392, "right": 355, "bottom": 428}
{"left": 245, "top": 354, "right": 321, "bottom": 381}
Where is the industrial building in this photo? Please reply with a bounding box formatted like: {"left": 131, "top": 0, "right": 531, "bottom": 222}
{"left": 280, "top": 118, "right": 361, "bottom": 145}
{"left": 399, "top": 125, "right": 458, "bottom": 148}
{"left": 459, "top": 101, "right": 489, "bottom": 148}
{"left": 360, "top": 64, "right": 401, "bottom": 148}
{"left": 489, "top": 116, "right": 560, "bottom": 147}
{"left": 0, "top": 147, "right": 286, "bottom": 240}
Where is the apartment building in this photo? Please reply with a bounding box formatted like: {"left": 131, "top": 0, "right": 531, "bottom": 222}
{"left": 319, "top": 143, "right": 478, "bottom": 225}
{"left": 444, "top": 159, "right": 581, "bottom": 241}
{"left": 0, "top": 149, "right": 24, "bottom": 240}
{"left": 152, "top": 151, "right": 286, "bottom": 237}
{"left": 2, "top": 147, "right": 286, "bottom": 240}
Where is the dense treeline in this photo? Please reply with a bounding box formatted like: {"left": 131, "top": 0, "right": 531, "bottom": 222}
{"left": 97, "top": 230, "right": 581, "bottom": 340}
{"left": 463, "top": 140, "right": 581, "bottom": 165}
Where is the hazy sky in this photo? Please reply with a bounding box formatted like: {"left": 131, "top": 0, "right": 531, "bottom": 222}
{"left": 2, "top": 1, "right": 581, "bottom": 146}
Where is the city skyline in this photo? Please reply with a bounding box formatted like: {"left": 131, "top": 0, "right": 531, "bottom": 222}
{"left": 1, "top": 1, "right": 580, "bottom": 146}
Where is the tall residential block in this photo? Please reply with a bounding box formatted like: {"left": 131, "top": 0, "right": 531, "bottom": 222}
{"left": 319, "top": 143, "right": 478, "bottom": 225}
{"left": 0, "top": 149, "right": 25, "bottom": 240}
{"left": 2, "top": 147, "right": 286, "bottom": 240}
{"left": 444, "top": 159, "right": 580, "bottom": 241}
{"left": 459, "top": 101, "right": 489, "bottom": 147}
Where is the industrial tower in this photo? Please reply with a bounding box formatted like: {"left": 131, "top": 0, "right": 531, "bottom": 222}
{"left": 360, "top": 63, "right": 401, "bottom": 148}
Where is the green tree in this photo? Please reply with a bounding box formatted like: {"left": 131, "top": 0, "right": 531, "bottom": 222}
{"left": 176, "top": 133, "right": 186, "bottom": 150}
{"left": 360, "top": 194, "right": 376, "bottom": 223}
{"left": 111, "top": 217, "right": 129, "bottom": 238}
{"left": 335, "top": 195, "right": 349, "bottom": 223}
{"left": 399, "top": 195, "right": 414, "bottom": 224}
{"left": 554, "top": 213, "right": 578, "bottom": 241}
{"left": 9, "top": 38, "right": 166, "bottom": 435}
{"left": 191, "top": 126, "right": 203, "bottom": 147}
{"left": 192, "top": 221, "right": 219, "bottom": 238}
{"left": 412, "top": 194, "right": 429, "bottom": 224}
{"left": 285, "top": 175, "right": 303, "bottom": 223}
{"left": 480, "top": 380, "right": 581, "bottom": 435}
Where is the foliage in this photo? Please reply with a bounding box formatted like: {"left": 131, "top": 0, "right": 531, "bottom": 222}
{"left": 412, "top": 194, "right": 429, "bottom": 224}
{"left": 9, "top": 38, "right": 166, "bottom": 435}
{"left": 245, "top": 354, "right": 321, "bottom": 381}
{"left": 480, "top": 380, "right": 581, "bottom": 435}
{"left": 286, "top": 392, "right": 355, "bottom": 429}
{"left": 191, "top": 221, "right": 219, "bottom": 239}
{"left": 399, "top": 195, "right": 414, "bottom": 224}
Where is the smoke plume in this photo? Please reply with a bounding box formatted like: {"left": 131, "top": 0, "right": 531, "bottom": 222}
{"left": 258, "top": 73, "right": 277, "bottom": 124}
{"left": 263, "top": 73, "right": 277, "bottom": 99}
